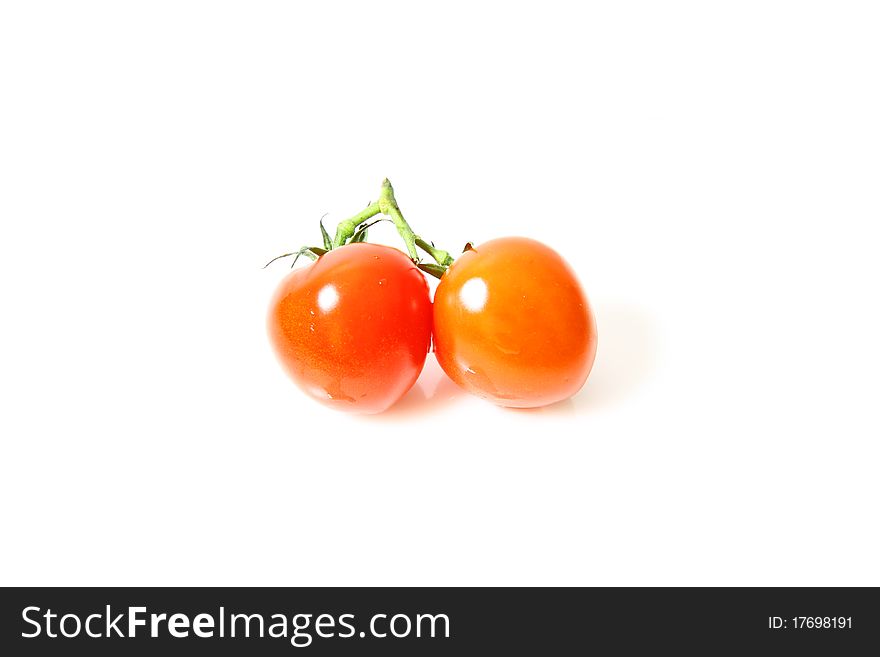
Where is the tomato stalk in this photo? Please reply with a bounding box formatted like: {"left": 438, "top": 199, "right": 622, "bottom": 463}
{"left": 330, "top": 179, "right": 455, "bottom": 277}
{"left": 376, "top": 179, "right": 455, "bottom": 275}
{"left": 266, "top": 179, "right": 457, "bottom": 278}
{"left": 376, "top": 179, "right": 417, "bottom": 260}
{"left": 415, "top": 237, "right": 454, "bottom": 267}
{"left": 331, "top": 202, "right": 382, "bottom": 248}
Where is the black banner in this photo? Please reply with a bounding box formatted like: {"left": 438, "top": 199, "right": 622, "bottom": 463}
{"left": 1, "top": 587, "right": 877, "bottom": 654}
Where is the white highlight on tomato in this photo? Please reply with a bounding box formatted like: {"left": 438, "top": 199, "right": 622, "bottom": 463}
{"left": 317, "top": 284, "right": 339, "bottom": 312}
{"left": 459, "top": 277, "right": 488, "bottom": 312}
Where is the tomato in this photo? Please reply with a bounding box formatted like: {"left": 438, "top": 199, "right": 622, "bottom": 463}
{"left": 267, "top": 243, "right": 432, "bottom": 414}
{"left": 432, "top": 237, "right": 597, "bottom": 408}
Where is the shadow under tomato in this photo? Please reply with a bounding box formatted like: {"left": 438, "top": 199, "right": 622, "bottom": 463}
{"left": 507, "top": 397, "right": 577, "bottom": 416}
{"left": 574, "top": 300, "right": 659, "bottom": 412}
{"left": 373, "top": 300, "right": 658, "bottom": 420}
{"left": 371, "top": 355, "right": 463, "bottom": 420}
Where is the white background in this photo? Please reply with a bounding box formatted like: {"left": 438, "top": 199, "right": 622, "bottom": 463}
{"left": 1, "top": 1, "right": 878, "bottom": 586}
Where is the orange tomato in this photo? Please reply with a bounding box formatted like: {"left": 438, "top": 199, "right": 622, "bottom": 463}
{"left": 432, "top": 237, "right": 597, "bottom": 408}
{"left": 267, "top": 243, "right": 432, "bottom": 414}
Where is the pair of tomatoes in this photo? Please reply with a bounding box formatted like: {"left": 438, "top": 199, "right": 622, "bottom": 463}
{"left": 267, "top": 237, "right": 597, "bottom": 413}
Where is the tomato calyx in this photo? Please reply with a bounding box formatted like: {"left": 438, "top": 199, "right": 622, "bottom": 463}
{"left": 262, "top": 245, "right": 326, "bottom": 269}
{"left": 265, "top": 179, "right": 464, "bottom": 279}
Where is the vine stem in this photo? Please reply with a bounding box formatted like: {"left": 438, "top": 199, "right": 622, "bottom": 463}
{"left": 331, "top": 202, "right": 382, "bottom": 248}
{"left": 268, "top": 180, "right": 456, "bottom": 273}
{"left": 415, "top": 237, "right": 454, "bottom": 267}
{"left": 377, "top": 179, "right": 418, "bottom": 260}
{"left": 377, "top": 179, "right": 454, "bottom": 266}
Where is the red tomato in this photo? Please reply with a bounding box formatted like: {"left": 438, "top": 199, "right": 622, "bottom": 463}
{"left": 432, "top": 237, "right": 597, "bottom": 408}
{"left": 267, "top": 243, "right": 432, "bottom": 413}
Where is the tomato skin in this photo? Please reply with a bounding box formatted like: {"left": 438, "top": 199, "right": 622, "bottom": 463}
{"left": 433, "top": 237, "right": 597, "bottom": 408}
{"left": 267, "top": 243, "right": 432, "bottom": 414}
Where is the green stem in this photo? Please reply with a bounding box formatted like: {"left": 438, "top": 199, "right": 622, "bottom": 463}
{"left": 377, "top": 179, "right": 455, "bottom": 267}
{"left": 331, "top": 202, "right": 382, "bottom": 248}
{"left": 328, "top": 179, "right": 456, "bottom": 273}
{"left": 415, "top": 237, "right": 454, "bottom": 267}
{"left": 377, "top": 179, "right": 418, "bottom": 260}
